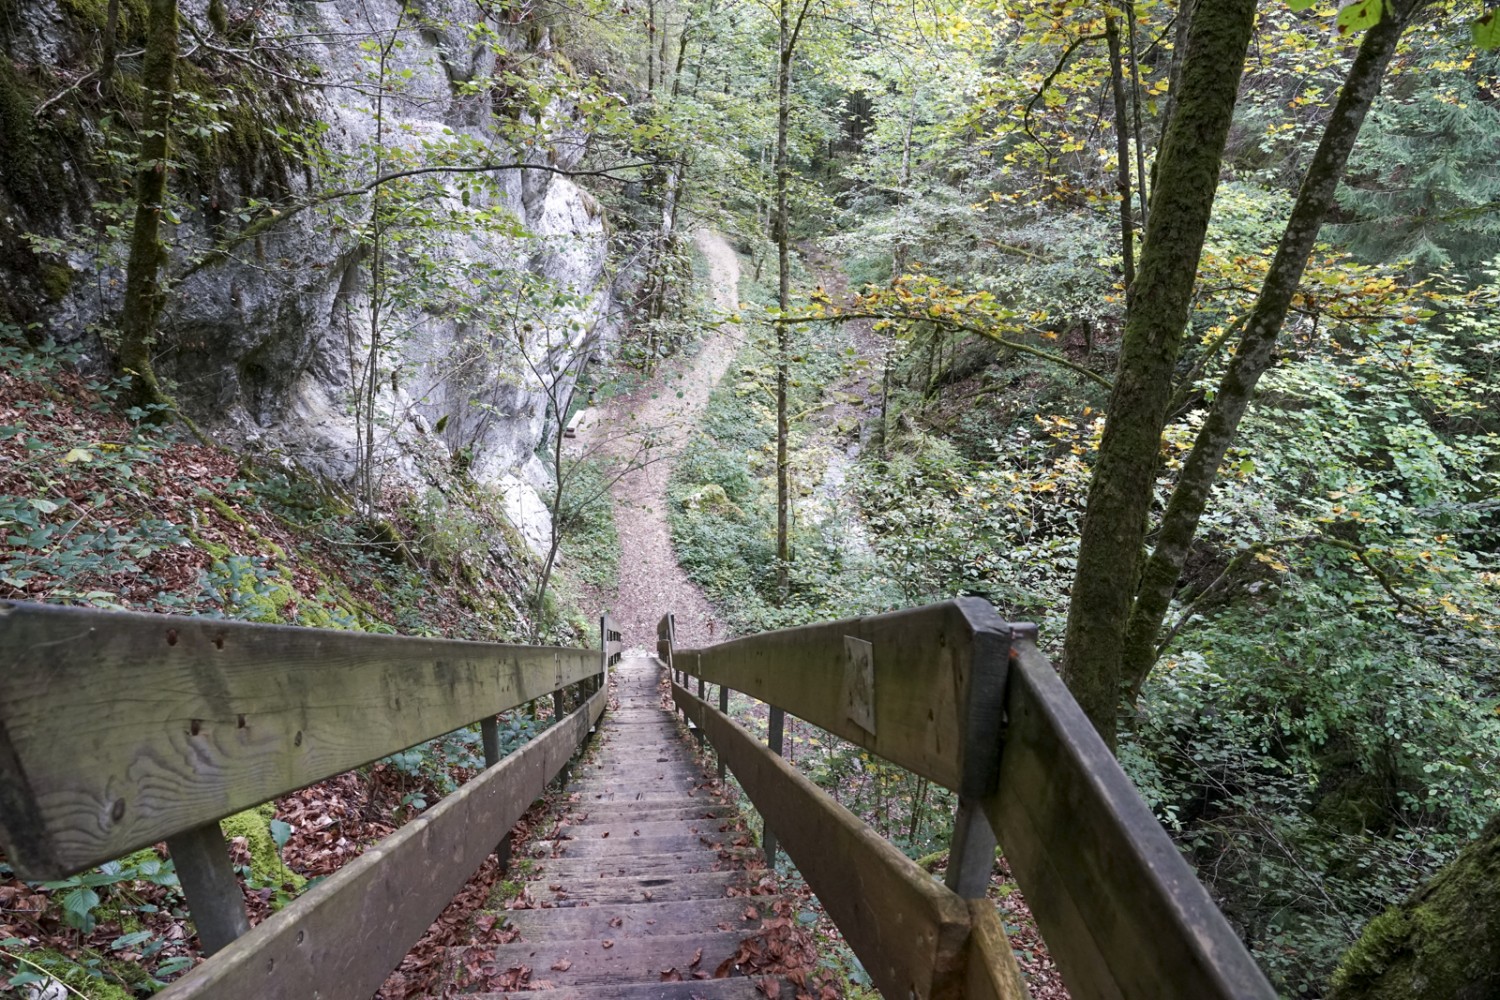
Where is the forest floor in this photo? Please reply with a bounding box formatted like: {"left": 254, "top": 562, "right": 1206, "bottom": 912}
{"left": 572, "top": 229, "right": 745, "bottom": 651}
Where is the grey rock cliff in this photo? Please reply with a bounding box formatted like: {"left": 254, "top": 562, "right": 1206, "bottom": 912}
{"left": 5, "top": 0, "right": 618, "bottom": 556}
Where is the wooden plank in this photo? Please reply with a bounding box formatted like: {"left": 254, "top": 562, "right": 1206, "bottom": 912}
{"left": 983, "top": 641, "right": 1275, "bottom": 1000}
{"left": 675, "top": 598, "right": 1010, "bottom": 793}
{"left": 964, "top": 901, "right": 1029, "bottom": 1000}
{"left": 0, "top": 600, "right": 598, "bottom": 878}
{"left": 673, "top": 681, "right": 972, "bottom": 1000}
{"left": 159, "top": 685, "right": 607, "bottom": 1000}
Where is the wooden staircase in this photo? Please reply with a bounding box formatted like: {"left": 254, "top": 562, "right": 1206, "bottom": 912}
{"left": 472, "top": 656, "right": 792, "bottom": 999}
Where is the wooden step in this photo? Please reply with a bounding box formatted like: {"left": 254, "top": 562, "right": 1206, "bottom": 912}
{"left": 548, "top": 818, "right": 748, "bottom": 840}
{"left": 532, "top": 833, "right": 740, "bottom": 858}
{"left": 469, "top": 974, "right": 795, "bottom": 999}
{"left": 481, "top": 930, "right": 750, "bottom": 986}
{"left": 558, "top": 803, "right": 738, "bottom": 824}
{"left": 527, "top": 849, "right": 759, "bottom": 881}
{"left": 522, "top": 871, "right": 744, "bottom": 904}
{"left": 500, "top": 896, "right": 782, "bottom": 940}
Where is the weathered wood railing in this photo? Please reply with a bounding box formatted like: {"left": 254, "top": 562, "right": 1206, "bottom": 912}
{"left": 0, "top": 600, "right": 623, "bottom": 999}
{"left": 659, "top": 599, "right": 1276, "bottom": 1000}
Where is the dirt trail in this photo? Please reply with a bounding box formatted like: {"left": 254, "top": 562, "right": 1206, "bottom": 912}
{"left": 576, "top": 231, "right": 744, "bottom": 651}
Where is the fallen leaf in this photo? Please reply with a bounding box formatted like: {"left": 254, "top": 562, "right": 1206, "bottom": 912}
{"left": 602, "top": 939, "right": 615, "bottom": 949}
{"left": 690, "top": 946, "right": 704, "bottom": 968}
{"left": 551, "top": 959, "right": 572, "bottom": 972}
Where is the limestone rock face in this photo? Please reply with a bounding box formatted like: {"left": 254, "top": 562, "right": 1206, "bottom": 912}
{"left": 5, "top": 0, "right": 618, "bottom": 557}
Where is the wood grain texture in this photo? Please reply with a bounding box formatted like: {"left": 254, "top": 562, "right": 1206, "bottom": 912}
{"left": 673, "top": 681, "right": 973, "bottom": 1000}
{"left": 158, "top": 684, "right": 607, "bottom": 1000}
{"left": 675, "top": 598, "right": 1009, "bottom": 793}
{"left": 0, "top": 600, "right": 600, "bottom": 878}
{"left": 984, "top": 641, "right": 1275, "bottom": 1000}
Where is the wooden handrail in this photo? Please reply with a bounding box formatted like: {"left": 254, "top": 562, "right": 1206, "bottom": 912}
{"left": 664, "top": 600, "right": 1276, "bottom": 1000}
{"left": 0, "top": 600, "right": 600, "bottom": 879}
{"left": 673, "top": 598, "right": 1010, "bottom": 795}
{"left": 157, "top": 684, "right": 608, "bottom": 1000}
{"left": 671, "top": 678, "right": 1026, "bottom": 1000}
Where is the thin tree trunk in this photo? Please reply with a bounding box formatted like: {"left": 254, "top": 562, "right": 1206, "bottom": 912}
{"left": 774, "top": 0, "right": 793, "bottom": 599}
{"left": 647, "top": 0, "right": 657, "bottom": 95}
{"left": 1125, "top": 0, "right": 1149, "bottom": 226}
{"left": 100, "top": 0, "right": 120, "bottom": 84}
{"left": 1119, "top": 0, "right": 1426, "bottom": 700}
{"left": 1150, "top": 0, "right": 1197, "bottom": 211}
{"left": 118, "top": 0, "right": 179, "bottom": 412}
{"left": 1106, "top": 13, "right": 1136, "bottom": 297}
{"left": 1060, "top": 0, "right": 1256, "bottom": 749}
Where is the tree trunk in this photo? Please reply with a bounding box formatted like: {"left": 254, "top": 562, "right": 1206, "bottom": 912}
{"left": 100, "top": 0, "right": 120, "bottom": 84}
{"left": 1059, "top": 0, "right": 1256, "bottom": 749}
{"left": 1328, "top": 814, "right": 1500, "bottom": 1000}
{"left": 1125, "top": 0, "right": 1149, "bottom": 226}
{"left": 774, "top": 0, "right": 793, "bottom": 600}
{"left": 1118, "top": 0, "right": 1426, "bottom": 701}
{"left": 117, "top": 0, "right": 178, "bottom": 412}
{"left": 1150, "top": 0, "right": 1196, "bottom": 210}
{"left": 1105, "top": 13, "right": 1136, "bottom": 297}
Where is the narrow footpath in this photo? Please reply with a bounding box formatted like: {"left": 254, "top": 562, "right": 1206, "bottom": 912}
{"left": 474, "top": 659, "right": 794, "bottom": 998}
{"left": 575, "top": 231, "right": 744, "bottom": 650}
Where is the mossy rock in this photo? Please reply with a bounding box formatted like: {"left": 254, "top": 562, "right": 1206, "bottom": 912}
{"left": 683, "top": 483, "right": 744, "bottom": 518}
{"left": 1329, "top": 815, "right": 1500, "bottom": 999}
{"left": 219, "top": 802, "right": 306, "bottom": 892}
{"left": 58, "top": 0, "right": 150, "bottom": 40}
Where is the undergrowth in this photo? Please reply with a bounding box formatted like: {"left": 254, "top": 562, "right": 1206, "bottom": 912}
{"left": 0, "top": 326, "right": 596, "bottom": 996}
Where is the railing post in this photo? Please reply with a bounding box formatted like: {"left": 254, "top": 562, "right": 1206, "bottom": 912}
{"left": 480, "top": 717, "right": 513, "bottom": 871}
{"left": 762, "top": 706, "right": 784, "bottom": 871}
{"left": 943, "top": 611, "right": 1023, "bottom": 899}
{"left": 717, "top": 683, "right": 729, "bottom": 783}
{"left": 166, "top": 822, "right": 251, "bottom": 956}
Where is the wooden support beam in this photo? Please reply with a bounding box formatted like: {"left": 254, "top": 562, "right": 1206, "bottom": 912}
{"left": 165, "top": 822, "right": 250, "bottom": 956}
{"left": 479, "top": 717, "right": 512, "bottom": 868}
{"left": 762, "top": 706, "right": 785, "bottom": 870}
{"left": 0, "top": 601, "right": 598, "bottom": 878}
{"left": 673, "top": 681, "right": 977, "bottom": 1000}
{"left": 943, "top": 797, "right": 997, "bottom": 900}
{"left": 159, "top": 686, "right": 607, "bottom": 1000}
{"left": 717, "top": 684, "right": 728, "bottom": 783}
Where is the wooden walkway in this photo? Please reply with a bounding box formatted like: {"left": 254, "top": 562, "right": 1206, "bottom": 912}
{"left": 474, "top": 657, "right": 787, "bottom": 999}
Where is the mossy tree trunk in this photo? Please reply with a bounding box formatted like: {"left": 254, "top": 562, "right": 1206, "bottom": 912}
{"left": 1328, "top": 814, "right": 1500, "bottom": 1000}
{"left": 1117, "top": 0, "right": 1430, "bottom": 701}
{"left": 1105, "top": 11, "right": 1136, "bottom": 298}
{"left": 773, "top": 0, "right": 814, "bottom": 601}
{"left": 1059, "top": 0, "right": 1256, "bottom": 748}
{"left": 118, "top": 0, "right": 178, "bottom": 413}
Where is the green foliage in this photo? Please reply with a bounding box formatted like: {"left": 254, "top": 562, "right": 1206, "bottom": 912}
{"left": 556, "top": 460, "right": 620, "bottom": 590}
{"left": 669, "top": 318, "right": 905, "bottom": 633}
{"left": 220, "top": 803, "right": 306, "bottom": 898}
{"left": 1334, "top": 54, "right": 1500, "bottom": 277}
